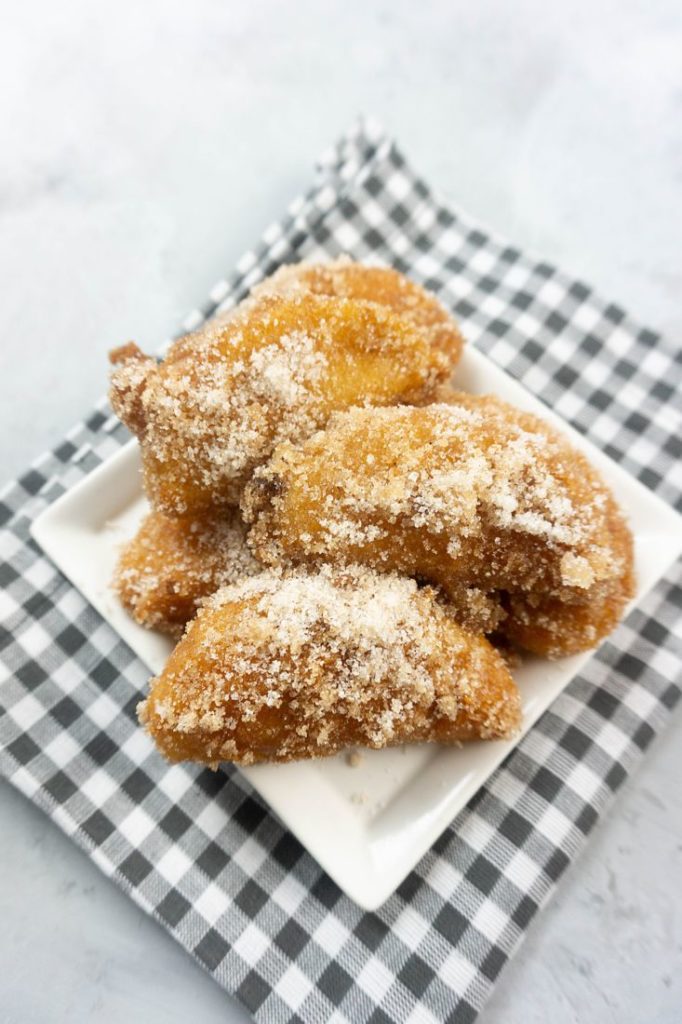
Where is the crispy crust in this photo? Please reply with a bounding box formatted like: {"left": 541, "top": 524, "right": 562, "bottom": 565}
{"left": 114, "top": 511, "right": 261, "bottom": 637}
{"left": 109, "top": 290, "right": 453, "bottom": 516}
{"left": 242, "top": 396, "right": 634, "bottom": 657}
{"left": 108, "top": 261, "right": 637, "bottom": 772}
{"left": 250, "top": 257, "right": 464, "bottom": 364}
{"left": 139, "top": 566, "right": 521, "bottom": 765}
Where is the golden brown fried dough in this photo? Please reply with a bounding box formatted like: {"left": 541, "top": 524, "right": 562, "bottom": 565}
{"left": 501, "top": 466, "right": 635, "bottom": 656}
{"left": 251, "top": 257, "right": 464, "bottom": 364}
{"left": 503, "top": 585, "right": 630, "bottom": 658}
{"left": 114, "top": 511, "right": 260, "bottom": 638}
{"left": 110, "top": 292, "right": 452, "bottom": 516}
{"left": 139, "top": 566, "right": 522, "bottom": 765}
{"left": 243, "top": 397, "right": 634, "bottom": 658}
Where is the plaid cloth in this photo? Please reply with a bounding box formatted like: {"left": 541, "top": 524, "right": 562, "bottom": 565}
{"left": 1, "top": 118, "right": 681, "bottom": 1024}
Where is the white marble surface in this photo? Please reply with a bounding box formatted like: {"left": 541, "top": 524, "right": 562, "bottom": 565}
{"left": 1, "top": 1, "right": 680, "bottom": 1021}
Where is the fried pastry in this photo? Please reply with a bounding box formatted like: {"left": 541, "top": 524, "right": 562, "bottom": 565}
{"left": 502, "top": 564, "right": 632, "bottom": 658}
{"left": 114, "top": 510, "right": 260, "bottom": 637}
{"left": 243, "top": 397, "right": 634, "bottom": 657}
{"left": 110, "top": 292, "right": 452, "bottom": 516}
{"left": 250, "top": 257, "right": 464, "bottom": 364}
{"left": 139, "top": 566, "right": 522, "bottom": 766}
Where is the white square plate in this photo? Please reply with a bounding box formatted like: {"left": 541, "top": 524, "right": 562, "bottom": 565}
{"left": 31, "top": 347, "right": 682, "bottom": 909}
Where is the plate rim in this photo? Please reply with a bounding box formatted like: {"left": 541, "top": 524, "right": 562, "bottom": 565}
{"left": 30, "top": 346, "right": 682, "bottom": 908}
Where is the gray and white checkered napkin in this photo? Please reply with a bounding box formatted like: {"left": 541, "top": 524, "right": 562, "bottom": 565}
{"left": 1, "top": 118, "right": 681, "bottom": 1024}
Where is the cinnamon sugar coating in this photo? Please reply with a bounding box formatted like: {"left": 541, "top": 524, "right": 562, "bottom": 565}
{"left": 108, "top": 260, "right": 638, "bottom": 773}
{"left": 250, "top": 257, "right": 464, "bottom": 364}
{"left": 109, "top": 288, "right": 455, "bottom": 517}
{"left": 114, "top": 511, "right": 261, "bottom": 638}
{"left": 243, "top": 396, "right": 634, "bottom": 658}
{"left": 139, "top": 566, "right": 521, "bottom": 766}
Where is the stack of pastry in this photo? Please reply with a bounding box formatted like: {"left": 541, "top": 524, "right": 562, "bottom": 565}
{"left": 110, "top": 259, "right": 634, "bottom": 767}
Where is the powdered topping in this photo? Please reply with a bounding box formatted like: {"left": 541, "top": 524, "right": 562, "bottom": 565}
{"left": 114, "top": 510, "right": 261, "bottom": 636}
{"left": 140, "top": 565, "right": 521, "bottom": 765}
{"left": 243, "top": 395, "right": 634, "bottom": 658}
{"left": 246, "top": 400, "right": 624, "bottom": 583}
{"left": 106, "top": 261, "right": 635, "bottom": 770}
{"left": 250, "top": 256, "right": 464, "bottom": 362}
{"left": 108, "top": 343, "right": 154, "bottom": 436}
{"left": 110, "top": 289, "right": 451, "bottom": 515}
